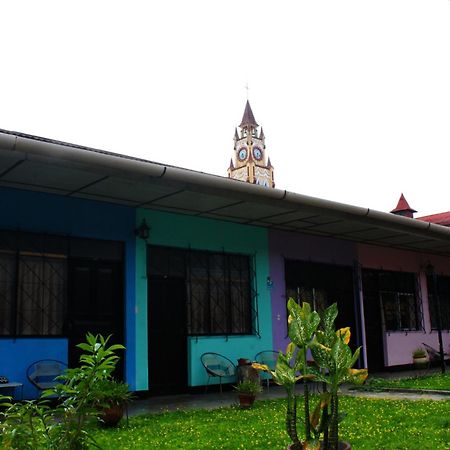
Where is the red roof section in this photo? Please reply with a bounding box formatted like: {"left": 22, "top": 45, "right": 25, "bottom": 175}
{"left": 391, "top": 193, "right": 417, "bottom": 214}
{"left": 417, "top": 212, "right": 450, "bottom": 227}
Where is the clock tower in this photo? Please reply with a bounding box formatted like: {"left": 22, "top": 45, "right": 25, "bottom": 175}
{"left": 228, "top": 101, "right": 275, "bottom": 188}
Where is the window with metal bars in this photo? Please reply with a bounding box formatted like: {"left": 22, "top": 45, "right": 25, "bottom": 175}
{"left": 362, "top": 269, "right": 422, "bottom": 332}
{"left": 0, "top": 235, "right": 67, "bottom": 336}
{"left": 0, "top": 230, "right": 123, "bottom": 337}
{"left": 284, "top": 259, "right": 356, "bottom": 333}
{"left": 148, "top": 245, "right": 256, "bottom": 336}
{"left": 427, "top": 274, "right": 450, "bottom": 330}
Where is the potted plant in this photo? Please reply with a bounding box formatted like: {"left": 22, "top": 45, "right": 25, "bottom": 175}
{"left": 92, "top": 378, "right": 133, "bottom": 427}
{"left": 234, "top": 379, "right": 262, "bottom": 409}
{"left": 412, "top": 347, "right": 428, "bottom": 368}
{"left": 253, "top": 300, "right": 368, "bottom": 450}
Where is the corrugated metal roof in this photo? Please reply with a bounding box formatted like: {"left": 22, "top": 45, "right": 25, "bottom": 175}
{"left": 1, "top": 128, "right": 450, "bottom": 257}
{"left": 418, "top": 212, "right": 450, "bottom": 227}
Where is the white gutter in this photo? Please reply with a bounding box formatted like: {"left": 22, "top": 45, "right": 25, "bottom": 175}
{"left": 1, "top": 130, "right": 450, "bottom": 243}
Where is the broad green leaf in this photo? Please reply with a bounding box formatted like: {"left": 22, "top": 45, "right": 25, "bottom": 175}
{"left": 287, "top": 299, "right": 320, "bottom": 347}
{"left": 322, "top": 303, "right": 338, "bottom": 335}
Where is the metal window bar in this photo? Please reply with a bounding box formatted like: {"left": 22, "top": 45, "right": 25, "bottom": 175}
{"left": 249, "top": 254, "right": 259, "bottom": 337}
{"left": 352, "top": 261, "right": 364, "bottom": 358}
{"left": 0, "top": 231, "right": 68, "bottom": 337}
{"left": 415, "top": 273, "right": 425, "bottom": 332}
{"left": 187, "top": 248, "right": 255, "bottom": 336}
{"left": 427, "top": 275, "right": 450, "bottom": 331}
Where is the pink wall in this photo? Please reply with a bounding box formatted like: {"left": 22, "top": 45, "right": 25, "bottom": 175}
{"left": 267, "top": 230, "right": 450, "bottom": 369}
{"left": 358, "top": 244, "right": 450, "bottom": 367}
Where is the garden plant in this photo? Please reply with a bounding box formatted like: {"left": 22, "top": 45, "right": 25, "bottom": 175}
{"left": 253, "top": 300, "right": 367, "bottom": 450}
{"left": 0, "top": 333, "right": 127, "bottom": 450}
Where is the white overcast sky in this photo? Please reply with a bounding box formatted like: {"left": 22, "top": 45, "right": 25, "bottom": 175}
{"left": 2, "top": 1, "right": 450, "bottom": 217}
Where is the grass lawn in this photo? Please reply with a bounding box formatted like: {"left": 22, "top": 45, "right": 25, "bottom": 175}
{"left": 93, "top": 396, "right": 450, "bottom": 449}
{"left": 367, "top": 373, "right": 450, "bottom": 391}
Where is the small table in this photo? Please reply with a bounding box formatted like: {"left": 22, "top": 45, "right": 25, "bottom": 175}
{"left": 0, "top": 382, "right": 24, "bottom": 400}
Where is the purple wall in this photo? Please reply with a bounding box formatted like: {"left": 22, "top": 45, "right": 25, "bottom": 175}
{"left": 268, "top": 229, "right": 450, "bottom": 369}
{"left": 268, "top": 230, "right": 357, "bottom": 352}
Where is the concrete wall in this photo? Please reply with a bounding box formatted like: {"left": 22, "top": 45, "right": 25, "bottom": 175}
{"left": 268, "top": 229, "right": 450, "bottom": 370}
{"left": 0, "top": 187, "right": 137, "bottom": 397}
{"left": 357, "top": 243, "right": 450, "bottom": 367}
{"left": 268, "top": 230, "right": 357, "bottom": 353}
{"left": 135, "top": 208, "right": 272, "bottom": 389}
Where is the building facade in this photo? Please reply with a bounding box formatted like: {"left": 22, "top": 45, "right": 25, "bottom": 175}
{"left": 1, "top": 128, "right": 449, "bottom": 399}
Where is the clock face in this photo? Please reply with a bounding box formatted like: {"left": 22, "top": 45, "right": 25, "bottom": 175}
{"left": 238, "top": 148, "right": 247, "bottom": 161}
{"left": 253, "top": 147, "right": 263, "bottom": 160}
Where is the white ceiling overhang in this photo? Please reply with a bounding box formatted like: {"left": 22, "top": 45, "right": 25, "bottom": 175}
{"left": 2, "top": 129, "right": 450, "bottom": 257}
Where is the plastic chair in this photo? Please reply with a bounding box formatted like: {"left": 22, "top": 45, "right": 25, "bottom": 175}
{"left": 200, "top": 353, "right": 236, "bottom": 393}
{"left": 254, "top": 350, "right": 279, "bottom": 389}
{"left": 26, "top": 359, "right": 67, "bottom": 393}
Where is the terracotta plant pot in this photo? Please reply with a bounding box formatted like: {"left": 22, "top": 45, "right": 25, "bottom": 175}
{"left": 238, "top": 358, "right": 251, "bottom": 366}
{"left": 413, "top": 356, "right": 428, "bottom": 369}
{"left": 99, "top": 404, "right": 124, "bottom": 427}
{"left": 238, "top": 393, "right": 256, "bottom": 409}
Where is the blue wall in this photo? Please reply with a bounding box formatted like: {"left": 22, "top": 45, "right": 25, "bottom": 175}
{"left": 0, "top": 339, "right": 67, "bottom": 399}
{"left": 0, "top": 187, "right": 137, "bottom": 396}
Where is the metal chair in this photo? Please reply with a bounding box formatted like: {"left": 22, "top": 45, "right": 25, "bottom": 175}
{"left": 254, "top": 350, "right": 279, "bottom": 389}
{"left": 422, "top": 343, "right": 450, "bottom": 367}
{"left": 200, "top": 352, "right": 236, "bottom": 393}
{"left": 26, "top": 359, "right": 67, "bottom": 393}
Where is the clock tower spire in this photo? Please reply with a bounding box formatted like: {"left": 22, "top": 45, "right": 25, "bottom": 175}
{"left": 227, "top": 101, "right": 275, "bottom": 188}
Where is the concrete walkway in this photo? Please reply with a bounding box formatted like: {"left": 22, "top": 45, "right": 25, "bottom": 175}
{"left": 128, "top": 368, "right": 450, "bottom": 417}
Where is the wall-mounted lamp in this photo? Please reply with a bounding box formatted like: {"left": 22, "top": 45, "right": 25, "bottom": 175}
{"left": 135, "top": 219, "right": 150, "bottom": 240}
{"left": 425, "top": 262, "right": 435, "bottom": 276}
{"left": 266, "top": 276, "right": 273, "bottom": 289}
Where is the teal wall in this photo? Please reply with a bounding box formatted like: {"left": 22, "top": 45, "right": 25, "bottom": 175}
{"left": 135, "top": 209, "right": 272, "bottom": 390}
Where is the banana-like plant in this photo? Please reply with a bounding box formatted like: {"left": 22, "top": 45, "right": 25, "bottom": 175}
{"left": 253, "top": 300, "right": 322, "bottom": 450}
{"left": 310, "top": 304, "right": 368, "bottom": 450}
{"left": 253, "top": 300, "right": 368, "bottom": 450}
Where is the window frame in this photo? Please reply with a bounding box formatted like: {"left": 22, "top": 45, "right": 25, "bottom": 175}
{"left": 427, "top": 274, "right": 450, "bottom": 331}
{"left": 147, "top": 245, "right": 257, "bottom": 337}
{"left": 0, "top": 230, "right": 124, "bottom": 338}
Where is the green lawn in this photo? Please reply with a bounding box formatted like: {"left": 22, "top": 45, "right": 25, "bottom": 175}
{"left": 93, "top": 396, "right": 450, "bottom": 449}
{"left": 367, "top": 373, "right": 450, "bottom": 391}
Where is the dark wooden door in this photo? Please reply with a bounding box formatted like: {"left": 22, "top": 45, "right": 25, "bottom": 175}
{"left": 67, "top": 259, "right": 124, "bottom": 377}
{"left": 147, "top": 276, "right": 187, "bottom": 394}
{"left": 362, "top": 292, "right": 385, "bottom": 372}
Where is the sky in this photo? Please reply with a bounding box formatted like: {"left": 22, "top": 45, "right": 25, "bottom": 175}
{"left": 1, "top": 0, "right": 450, "bottom": 217}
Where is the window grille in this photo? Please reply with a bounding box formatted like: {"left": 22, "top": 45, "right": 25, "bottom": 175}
{"left": 0, "top": 230, "right": 123, "bottom": 337}
{"left": 284, "top": 259, "right": 354, "bottom": 322}
{"left": 0, "top": 232, "right": 67, "bottom": 336}
{"left": 427, "top": 275, "right": 450, "bottom": 330}
{"left": 148, "top": 245, "right": 256, "bottom": 336}
{"left": 16, "top": 254, "right": 67, "bottom": 335}
{"left": 362, "top": 269, "right": 423, "bottom": 332}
